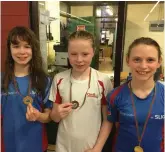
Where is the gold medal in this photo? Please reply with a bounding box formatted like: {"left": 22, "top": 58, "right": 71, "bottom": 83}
{"left": 129, "top": 82, "right": 156, "bottom": 152}
{"left": 71, "top": 100, "right": 79, "bottom": 109}
{"left": 134, "top": 146, "right": 143, "bottom": 152}
{"left": 23, "top": 96, "right": 33, "bottom": 105}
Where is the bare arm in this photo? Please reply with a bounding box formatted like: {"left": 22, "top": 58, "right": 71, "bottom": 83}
{"left": 37, "top": 108, "right": 51, "bottom": 123}
{"left": 26, "top": 104, "right": 51, "bottom": 123}
{"left": 92, "top": 105, "right": 113, "bottom": 152}
{"left": 50, "top": 103, "right": 61, "bottom": 122}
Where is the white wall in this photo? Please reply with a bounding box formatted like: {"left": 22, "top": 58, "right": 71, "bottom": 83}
{"left": 71, "top": 6, "right": 93, "bottom": 17}
{"left": 45, "top": 1, "right": 60, "bottom": 44}
{"left": 60, "top": 2, "right": 68, "bottom": 25}
{"left": 45, "top": 1, "right": 60, "bottom": 65}
{"left": 123, "top": 3, "right": 164, "bottom": 72}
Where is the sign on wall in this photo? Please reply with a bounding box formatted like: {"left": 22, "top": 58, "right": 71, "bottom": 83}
{"left": 77, "top": 25, "right": 86, "bottom": 31}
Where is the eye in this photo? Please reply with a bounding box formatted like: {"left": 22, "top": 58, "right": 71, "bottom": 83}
{"left": 133, "top": 58, "right": 141, "bottom": 62}
{"left": 25, "top": 45, "right": 31, "bottom": 48}
{"left": 147, "top": 58, "right": 155, "bottom": 62}
{"left": 83, "top": 53, "right": 88, "bottom": 56}
{"left": 12, "top": 45, "right": 19, "bottom": 48}
{"left": 71, "top": 53, "right": 77, "bottom": 56}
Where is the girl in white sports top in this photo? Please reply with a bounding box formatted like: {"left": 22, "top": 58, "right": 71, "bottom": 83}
{"left": 49, "top": 31, "right": 113, "bottom": 152}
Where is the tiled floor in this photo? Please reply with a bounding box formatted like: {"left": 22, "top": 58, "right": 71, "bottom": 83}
{"left": 99, "top": 57, "right": 113, "bottom": 71}
{"left": 47, "top": 144, "right": 55, "bottom": 151}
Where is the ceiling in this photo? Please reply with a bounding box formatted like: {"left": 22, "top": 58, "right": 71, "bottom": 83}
{"left": 62, "top": 1, "right": 162, "bottom": 6}
{"left": 63, "top": 1, "right": 118, "bottom": 6}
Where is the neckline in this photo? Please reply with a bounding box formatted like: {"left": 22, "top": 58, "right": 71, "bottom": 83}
{"left": 70, "top": 67, "right": 92, "bottom": 81}
{"left": 127, "top": 81, "right": 156, "bottom": 100}
{"left": 15, "top": 75, "right": 29, "bottom": 79}
{"left": 70, "top": 75, "right": 89, "bottom": 83}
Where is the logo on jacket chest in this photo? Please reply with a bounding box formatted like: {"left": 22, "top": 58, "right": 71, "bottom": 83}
{"left": 151, "top": 115, "right": 165, "bottom": 120}
{"left": 86, "top": 93, "right": 98, "bottom": 98}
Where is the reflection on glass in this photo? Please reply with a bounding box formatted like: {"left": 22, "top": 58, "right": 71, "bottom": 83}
{"left": 96, "top": 4, "right": 118, "bottom": 83}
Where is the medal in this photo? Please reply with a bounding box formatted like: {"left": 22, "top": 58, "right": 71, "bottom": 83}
{"left": 71, "top": 100, "right": 79, "bottom": 109}
{"left": 13, "top": 75, "right": 32, "bottom": 105}
{"left": 129, "top": 81, "right": 156, "bottom": 149}
{"left": 70, "top": 68, "right": 91, "bottom": 110}
{"left": 23, "top": 96, "right": 33, "bottom": 105}
{"left": 134, "top": 146, "right": 143, "bottom": 152}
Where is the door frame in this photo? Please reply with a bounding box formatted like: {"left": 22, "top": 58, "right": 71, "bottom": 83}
{"left": 93, "top": 1, "right": 127, "bottom": 87}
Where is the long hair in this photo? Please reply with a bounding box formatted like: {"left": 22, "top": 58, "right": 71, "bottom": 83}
{"left": 2, "top": 26, "right": 48, "bottom": 98}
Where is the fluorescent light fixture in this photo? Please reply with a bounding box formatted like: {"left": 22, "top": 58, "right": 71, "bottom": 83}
{"left": 106, "top": 9, "right": 113, "bottom": 16}
{"left": 150, "top": 1, "right": 160, "bottom": 13}
{"left": 97, "top": 9, "right": 101, "bottom": 17}
{"left": 115, "top": 18, "right": 118, "bottom": 21}
{"left": 144, "top": 1, "right": 160, "bottom": 21}
{"left": 39, "top": 3, "right": 44, "bottom": 6}
{"left": 105, "top": 6, "right": 113, "bottom": 16}
{"left": 144, "top": 14, "right": 150, "bottom": 21}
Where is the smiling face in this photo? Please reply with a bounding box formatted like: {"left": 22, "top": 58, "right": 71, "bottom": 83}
{"left": 10, "top": 38, "right": 32, "bottom": 66}
{"left": 68, "top": 38, "right": 94, "bottom": 73}
{"left": 126, "top": 44, "right": 161, "bottom": 81}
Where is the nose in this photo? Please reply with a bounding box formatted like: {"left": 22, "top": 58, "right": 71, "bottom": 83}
{"left": 19, "top": 46, "right": 26, "bottom": 54}
{"left": 76, "top": 55, "right": 83, "bottom": 62}
{"left": 139, "top": 60, "right": 148, "bottom": 69}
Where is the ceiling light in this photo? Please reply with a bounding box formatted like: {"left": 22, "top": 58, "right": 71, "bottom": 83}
{"left": 144, "top": 14, "right": 150, "bottom": 21}
{"left": 150, "top": 1, "right": 160, "bottom": 13}
{"left": 39, "top": 3, "right": 45, "bottom": 6}
{"left": 97, "top": 9, "right": 101, "bottom": 17}
{"left": 106, "top": 9, "right": 113, "bottom": 16}
{"left": 144, "top": 1, "right": 160, "bottom": 21}
{"left": 115, "top": 18, "right": 118, "bottom": 21}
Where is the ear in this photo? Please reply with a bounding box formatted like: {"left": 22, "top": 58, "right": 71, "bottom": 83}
{"left": 126, "top": 56, "right": 129, "bottom": 66}
{"left": 157, "top": 57, "right": 162, "bottom": 68}
{"left": 91, "top": 48, "right": 95, "bottom": 57}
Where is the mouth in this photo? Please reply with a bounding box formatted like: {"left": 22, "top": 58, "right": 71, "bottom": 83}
{"left": 136, "top": 71, "right": 150, "bottom": 75}
{"left": 17, "top": 57, "right": 28, "bottom": 61}
{"left": 76, "top": 65, "right": 84, "bottom": 67}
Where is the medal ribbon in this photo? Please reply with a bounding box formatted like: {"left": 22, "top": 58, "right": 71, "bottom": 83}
{"left": 129, "top": 81, "right": 156, "bottom": 146}
{"left": 13, "top": 75, "right": 32, "bottom": 98}
{"left": 70, "top": 68, "right": 91, "bottom": 109}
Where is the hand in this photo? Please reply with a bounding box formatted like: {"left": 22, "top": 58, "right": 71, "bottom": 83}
{"left": 26, "top": 103, "right": 41, "bottom": 121}
{"left": 57, "top": 102, "right": 73, "bottom": 119}
{"left": 84, "top": 149, "right": 100, "bottom": 152}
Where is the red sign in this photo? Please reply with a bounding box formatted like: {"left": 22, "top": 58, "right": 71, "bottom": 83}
{"left": 77, "top": 25, "right": 85, "bottom": 31}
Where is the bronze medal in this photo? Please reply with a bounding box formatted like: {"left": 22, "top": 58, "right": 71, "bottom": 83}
{"left": 70, "top": 68, "right": 91, "bottom": 110}
{"left": 71, "top": 100, "right": 79, "bottom": 109}
{"left": 23, "top": 96, "right": 33, "bottom": 105}
{"left": 134, "top": 146, "right": 143, "bottom": 152}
